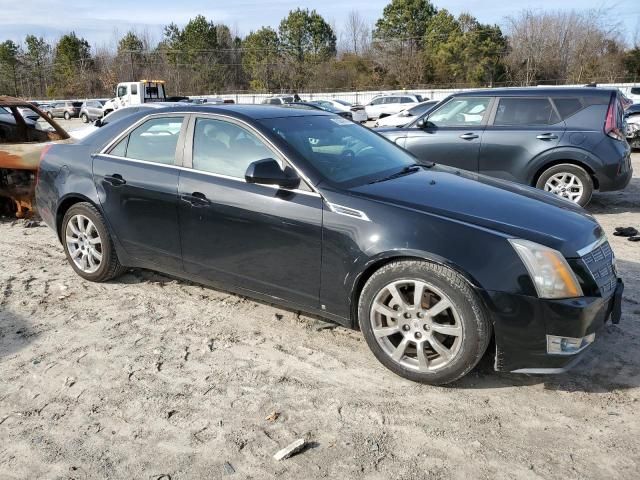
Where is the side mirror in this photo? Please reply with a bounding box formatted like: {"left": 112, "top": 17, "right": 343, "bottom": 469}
{"left": 245, "top": 158, "right": 300, "bottom": 189}
{"left": 416, "top": 118, "right": 427, "bottom": 129}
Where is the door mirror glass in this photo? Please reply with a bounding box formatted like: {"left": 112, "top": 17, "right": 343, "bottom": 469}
{"left": 245, "top": 158, "right": 300, "bottom": 189}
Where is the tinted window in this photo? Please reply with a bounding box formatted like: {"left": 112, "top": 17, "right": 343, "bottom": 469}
{"left": 119, "top": 116, "right": 183, "bottom": 164}
{"left": 131, "top": 84, "right": 138, "bottom": 95}
{"left": 631, "top": 87, "right": 640, "bottom": 95}
{"left": 260, "top": 116, "right": 415, "bottom": 186}
{"left": 72, "top": 102, "right": 82, "bottom": 107}
{"left": 551, "top": 97, "right": 584, "bottom": 120}
{"left": 399, "top": 97, "right": 413, "bottom": 103}
{"left": 428, "top": 97, "right": 490, "bottom": 126}
{"left": 494, "top": 97, "right": 560, "bottom": 126}
{"left": 192, "top": 118, "right": 274, "bottom": 178}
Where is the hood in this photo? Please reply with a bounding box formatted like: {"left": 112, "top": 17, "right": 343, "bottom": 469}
{"left": 349, "top": 166, "right": 603, "bottom": 257}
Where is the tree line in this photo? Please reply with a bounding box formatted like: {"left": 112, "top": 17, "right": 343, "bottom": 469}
{"left": 1, "top": 0, "right": 639, "bottom": 99}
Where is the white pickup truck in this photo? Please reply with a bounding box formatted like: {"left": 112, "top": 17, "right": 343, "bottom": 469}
{"left": 102, "top": 80, "right": 169, "bottom": 115}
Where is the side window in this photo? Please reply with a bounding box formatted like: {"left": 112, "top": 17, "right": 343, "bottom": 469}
{"left": 428, "top": 97, "right": 490, "bottom": 126}
{"left": 113, "top": 116, "right": 184, "bottom": 164}
{"left": 370, "top": 98, "right": 383, "bottom": 106}
{"left": 131, "top": 84, "right": 138, "bottom": 95}
{"left": 494, "top": 97, "right": 560, "bottom": 126}
{"left": 551, "top": 97, "right": 584, "bottom": 120}
{"left": 192, "top": 118, "right": 274, "bottom": 178}
{"left": 117, "top": 85, "right": 128, "bottom": 97}
{"left": 399, "top": 97, "right": 413, "bottom": 103}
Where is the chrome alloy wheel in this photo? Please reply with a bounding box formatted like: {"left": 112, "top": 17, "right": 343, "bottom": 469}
{"left": 369, "top": 279, "right": 463, "bottom": 372}
{"left": 65, "top": 214, "right": 103, "bottom": 274}
{"left": 544, "top": 173, "right": 584, "bottom": 203}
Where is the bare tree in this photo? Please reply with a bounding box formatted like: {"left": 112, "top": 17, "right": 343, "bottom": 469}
{"left": 343, "top": 10, "right": 370, "bottom": 55}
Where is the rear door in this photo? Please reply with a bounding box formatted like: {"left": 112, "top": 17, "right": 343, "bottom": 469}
{"left": 92, "top": 114, "right": 187, "bottom": 271}
{"left": 177, "top": 114, "right": 322, "bottom": 308}
{"left": 478, "top": 96, "right": 564, "bottom": 183}
{"left": 402, "top": 96, "right": 492, "bottom": 171}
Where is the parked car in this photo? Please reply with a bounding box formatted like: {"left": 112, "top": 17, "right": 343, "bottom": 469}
{"left": 36, "top": 104, "right": 623, "bottom": 385}
{"left": 313, "top": 99, "right": 368, "bottom": 123}
{"left": 79, "top": 100, "right": 107, "bottom": 123}
{"left": 624, "top": 103, "right": 640, "bottom": 118}
{"left": 364, "top": 93, "right": 423, "bottom": 120}
{"left": 374, "top": 100, "right": 439, "bottom": 128}
{"left": 285, "top": 101, "right": 354, "bottom": 120}
{"left": 261, "top": 95, "right": 295, "bottom": 105}
{"left": 621, "top": 85, "right": 640, "bottom": 104}
{"left": 379, "top": 88, "right": 632, "bottom": 206}
{"left": 48, "top": 100, "right": 83, "bottom": 120}
{"left": 0, "top": 96, "right": 70, "bottom": 217}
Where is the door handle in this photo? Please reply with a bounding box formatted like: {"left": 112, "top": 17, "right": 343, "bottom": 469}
{"left": 181, "top": 191, "right": 210, "bottom": 207}
{"left": 104, "top": 174, "right": 126, "bottom": 186}
{"left": 536, "top": 133, "right": 558, "bottom": 140}
{"left": 459, "top": 133, "right": 479, "bottom": 140}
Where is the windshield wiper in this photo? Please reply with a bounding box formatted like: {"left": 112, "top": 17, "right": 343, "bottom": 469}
{"left": 368, "top": 164, "right": 421, "bottom": 184}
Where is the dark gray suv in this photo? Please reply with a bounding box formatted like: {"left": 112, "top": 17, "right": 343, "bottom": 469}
{"left": 378, "top": 88, "right": 632, "bottom": 206}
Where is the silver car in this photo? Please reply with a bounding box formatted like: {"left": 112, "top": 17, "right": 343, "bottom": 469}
{"left": 79, "top": 100, "right": 106, "bottom": 123}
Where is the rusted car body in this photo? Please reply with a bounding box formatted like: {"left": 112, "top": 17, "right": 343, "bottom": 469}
{"left": 0, "top": 96, "right": 70, "bottom": 217}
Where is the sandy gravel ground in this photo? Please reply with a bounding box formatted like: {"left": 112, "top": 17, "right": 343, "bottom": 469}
{"left": 1, "top": 155, "right": 639, "bottom": 480}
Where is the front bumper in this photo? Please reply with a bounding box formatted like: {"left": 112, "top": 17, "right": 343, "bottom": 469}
{"left": 480, "top": 279, "right": 623, "bottom": 373}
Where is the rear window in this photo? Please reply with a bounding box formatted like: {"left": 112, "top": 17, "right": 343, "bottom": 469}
{"left": 72, "top": 102, "right": 83, "bottom": 107}
{"left": 630, "top": 87, "right": 640, "bottom": 95}
{"left": 494, "top": 97, "right": 560, "bottom": 126}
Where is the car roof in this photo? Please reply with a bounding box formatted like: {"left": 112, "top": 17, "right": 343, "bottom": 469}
{"left": 453, "top": 87, "right": 617, "bottom": 97}
{"left": 120, "top": 103, "right": 334, "bottom": 120}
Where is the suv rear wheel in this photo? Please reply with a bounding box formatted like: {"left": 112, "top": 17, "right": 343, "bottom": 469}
{"left": 359, "top": 260, "right": 491, "bottom": 385}
{"left": 64, "top": 111, "right": 70, "bottom": 120}
{"left": 536, "top": 163, "right": 593, "bottom": 207}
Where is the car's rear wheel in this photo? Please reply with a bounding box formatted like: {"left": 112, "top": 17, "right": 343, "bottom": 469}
{"left": 359, "top": 260, "right": 491, "bottom": 385}
{"left": 62, "top": 203, "right": 127, "bottom": 282}
{"left": 536, "top": 163, "right": 593, "bottom": 207}
{"left": 64, "top": 111, "right": 70, "bottom": 120}
{"left": 80, "top": 113, "right": 89, "bottom": 123}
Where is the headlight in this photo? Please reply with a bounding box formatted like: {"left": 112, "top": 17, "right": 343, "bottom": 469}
{"left": 509, "top": 239, "right": 583, "bottom": 299}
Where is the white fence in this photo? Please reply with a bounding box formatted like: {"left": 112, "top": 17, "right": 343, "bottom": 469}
{"left": 190, "top": 82, "right": 640, "bottom": 105}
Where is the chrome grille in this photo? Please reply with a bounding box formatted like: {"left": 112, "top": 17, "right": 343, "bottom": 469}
{"left": 581, "top": 241, "right": 617, "bottom": 296}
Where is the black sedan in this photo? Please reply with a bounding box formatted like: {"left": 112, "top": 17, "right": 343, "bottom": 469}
{"left": 36, "top": 105, "right": 623, "bottom": 385}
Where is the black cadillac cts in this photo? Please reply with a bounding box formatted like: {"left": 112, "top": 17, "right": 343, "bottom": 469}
{"left": 36, "top": 105, "right": 623, "bottom": 385}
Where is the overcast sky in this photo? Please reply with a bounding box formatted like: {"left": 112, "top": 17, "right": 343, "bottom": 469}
{"left": 1, "top": 0, "right": 638, "bottom": 48}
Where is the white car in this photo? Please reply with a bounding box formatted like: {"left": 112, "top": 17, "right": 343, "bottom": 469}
{"left": 364, "top": 94, "right": 423, "bottom": 120}
{"left": 314, "top": 99, "right": 368, "bottom": 123}
{"left": 374, "top": 100, "right": 438, "bottom": 128}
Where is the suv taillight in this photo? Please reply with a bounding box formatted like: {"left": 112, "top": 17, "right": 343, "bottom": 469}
{"left": 605, "top": 95, "right": 625, "bottom": 141}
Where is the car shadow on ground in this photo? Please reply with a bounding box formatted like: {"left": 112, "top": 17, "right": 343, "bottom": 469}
{"left": 589, "top": 178, "right": 640, "bottom": 215}
{"left": 0, "top": 309, "right": 34, "bottom": 361}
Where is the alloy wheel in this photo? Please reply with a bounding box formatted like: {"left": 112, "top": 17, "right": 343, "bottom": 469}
{"left": 369, "top": 279, "right": 463, "bottom": 372}
{"left": 543, "top": 173, "right": 584, "bottom": 203}
{"left": 65, "top": 214, "right": 103, "bottom": 274}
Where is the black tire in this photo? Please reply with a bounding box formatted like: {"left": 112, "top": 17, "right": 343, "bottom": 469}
{"left": 61, "top": 202, "right": 127, "bottom": 282}
{"left": 47, "top": 111, "right": 53, "bottom": 118}
{"left": 64, "top": 111, "right": 70, "bottom": 120}
{"left": 358, "top": 260, "right": 491, "bottom": 385}
{"left": 535, "top": 163, "right": 593, "bottom": 207}
{"left": 80, "top": 113, "right": 89, "bottom": 123}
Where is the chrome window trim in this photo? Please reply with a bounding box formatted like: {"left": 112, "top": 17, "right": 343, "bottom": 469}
{"left": 98, "top": 153, "right": 321, "bottom": 198}
{"left": 99, "top": 110, "right": 321, "bottom": 196}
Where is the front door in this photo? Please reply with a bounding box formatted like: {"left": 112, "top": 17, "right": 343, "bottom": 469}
{"left": 92, "top": 114, "right": 187, "bottom": 271}
{"left": 177, "top": 115, "right": 322, "bottom": 308}
{"left": 403, "top": 96, "right": 492, "bottom": 172}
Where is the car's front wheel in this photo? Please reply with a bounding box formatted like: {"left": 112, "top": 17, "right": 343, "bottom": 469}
{"left": 359, "top": 260, "right": 491, "bottom": 385}
{"left": 64, "top": 111, "right": 70, "bottom": 120}
{"left": 80, "top": 113, "right": 89, "bottom": 123}
{"left": 536, "top": 163, "right": 593, "bottom": 206}
{"left": 62, "top": 203, "right": 127, "bottom": 282}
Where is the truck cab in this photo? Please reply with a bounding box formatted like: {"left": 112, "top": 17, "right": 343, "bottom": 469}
{"left": 102, "top": 80, "right": 167, "bottom": 115}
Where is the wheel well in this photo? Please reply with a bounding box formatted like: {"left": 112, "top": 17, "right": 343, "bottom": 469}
{"left": 532, "top": 159, "right": 599, "bottom": 189}
{"left": 349, "top": 255, "right": 477, "bottom": 330}
{"left": 56, "top": 196, "right": 95, "bottom": 240}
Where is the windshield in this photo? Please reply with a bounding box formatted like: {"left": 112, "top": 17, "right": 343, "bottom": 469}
{"left": 260, "top": 115, "right": 416, "bottom": 186}
{"left": 408, "top": 101, "right": 437, "bottom": 116}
